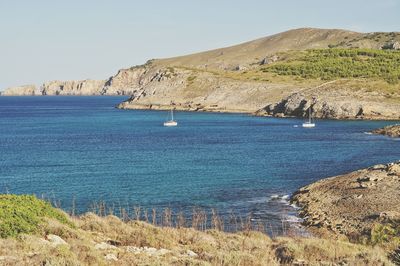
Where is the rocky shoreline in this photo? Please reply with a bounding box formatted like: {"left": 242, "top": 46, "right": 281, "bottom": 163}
{"left": 372, "top": 125, "right": 400, "bottom": 138}
{"left": 3, "top": 28, "right": 400, "bottom": 120}
{"left": 256, "top": 85, "right": 400, "bottom": 120}
{"left": 291, "top": 162, "right": 400, "bottom": 240}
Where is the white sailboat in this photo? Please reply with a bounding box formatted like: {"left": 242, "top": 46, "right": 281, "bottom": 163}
{"left": 163, "top": 109, "right": 178, "bottom": 127}
{"left": 302, "top": 107, "right": 315, "bottom": 128}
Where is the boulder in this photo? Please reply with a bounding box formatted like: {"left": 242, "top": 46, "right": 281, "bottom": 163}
{"left": 104, "top": 253, "right": 118, "bottom": 261}
{"left": 126, "top": 246, "right": 170, "bottom": 256}
{"left": 382, "top": 41, "right": 400, "bottom": 50}
{"left": 46, "top": 234, "right": 68, "bottom": 246}
{"left": 387, "top": 163, "right": 400, "bottom": 176}
{"left": 186, "top": 250, "right": 198, "bottom": 257}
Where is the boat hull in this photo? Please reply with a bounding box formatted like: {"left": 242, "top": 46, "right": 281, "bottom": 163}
{"left": 302, "top": 123, "right": 315, "bottom": 128}
{"left": 164, "top": 121, "right": 178, "bottom": 127}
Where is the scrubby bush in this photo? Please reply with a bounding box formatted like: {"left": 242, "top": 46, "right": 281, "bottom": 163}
{"left": 371, "top": 223, "right": 399, "bottom": 245}
{"left": 263, "top": 48, "right": 400, "bottom": 84}
{"left": 0, "top": 194, "right": 73, "bottom": 238}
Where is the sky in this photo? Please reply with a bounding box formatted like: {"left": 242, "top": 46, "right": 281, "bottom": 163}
{"left": 0, "top": 0, "right": 399, "bottom": 90}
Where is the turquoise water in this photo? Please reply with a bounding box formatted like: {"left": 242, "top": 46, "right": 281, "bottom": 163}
{"left": 1, "top": 96, "right": 399, "bottom": 231}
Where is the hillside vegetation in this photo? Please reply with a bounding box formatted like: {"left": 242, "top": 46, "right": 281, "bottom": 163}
{"left": 263, "top": 48, "right": 400, "bottom": 84}
{"left": 0, "top": 194, "right": 72, "bottom": 238}
{"left": 3, "top": 28, "right": 400, "bottom": 119}
{"left": 158, "top": 28, "right": 400, "bottom": 70}
{"left": 0, "top": 194, "right": 397, "bottom": 265}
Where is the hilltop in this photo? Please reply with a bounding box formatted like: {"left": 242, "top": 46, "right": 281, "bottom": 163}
{"left": 156, "top": 28, "right": 390, "bottom": 68}
{"left": 2, "top": 28, "right": 400, "bottom": 119}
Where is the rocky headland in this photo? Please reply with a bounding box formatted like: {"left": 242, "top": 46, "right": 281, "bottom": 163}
{"left": 115, "top": 64, "right": 299, "bottom": 113}
{"left": 291, "top": 161, "right": 400, "bottom": 240}
{"left": 2, "top": 28, "right": 400, "bottom": 120}
{"left": 0, "top": 84, "right": 39, "bottom": 96}
{"left": 0, "top": 79, "right": 137, "bottom": 96}
{"left": 372, "top": 125, "right": 400, "bottom": 137}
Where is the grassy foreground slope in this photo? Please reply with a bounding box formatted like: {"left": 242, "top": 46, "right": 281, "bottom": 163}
{"left": 0, "top": 194, "right": 396, "bottom": 265}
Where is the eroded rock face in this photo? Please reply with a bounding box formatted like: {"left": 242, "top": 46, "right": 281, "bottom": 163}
{"left": 103, "top": 66, "right": 148, "bottom": 95}
{"left": 41, "top": 80, "right": 106, "bottom": 95}
{"left": 2, "top": 80, "right": 108, "bottom": 96}
{"left": 1, "top": 85, "right": 39, "bottom": 96}
{"left": 291, "top": 161, "right": 400, "bottom": 239}
{"left": 382, "top": 41, "right": 400, "bottom": 50}
{"left": 260, "top": 89, "right": 400, "bottom": 120}
{"left": 116, "top": 66, "right": 291, "bottom": 113}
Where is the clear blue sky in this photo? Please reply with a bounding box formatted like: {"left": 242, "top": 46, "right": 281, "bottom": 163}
{"left": 0, "top": 0, "right": 399, "bottom": 90}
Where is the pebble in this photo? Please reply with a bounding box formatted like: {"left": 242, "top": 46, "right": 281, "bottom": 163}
{"left": 95, "top": 242, "right": 117, "bottom": 250}
{"left": 186, "top": 250, "right": 198, "bottom": 257}
{"left": 105, "top": 253, "right": 118, "bottom": 261}
{"left": 126, "top": 246, "right": 170, "bottom": 256}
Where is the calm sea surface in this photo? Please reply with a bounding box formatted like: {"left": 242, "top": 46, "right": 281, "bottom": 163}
{"left": 1, "top": 96, "right": 399, "bottom": 232}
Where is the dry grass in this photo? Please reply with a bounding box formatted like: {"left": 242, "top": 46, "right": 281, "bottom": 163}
{"left": 0, "top": 196, "right": 395, "bottom": 265}
{"left": 0, "top": 212, "right": 394, "bottom": 265}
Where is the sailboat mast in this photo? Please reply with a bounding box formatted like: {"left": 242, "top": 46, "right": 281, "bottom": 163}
{"left": 309, "top": 107, "right": 311, "bottom": 123}
{"left": 171, "top": 109, "right": 174, "bottom": 121}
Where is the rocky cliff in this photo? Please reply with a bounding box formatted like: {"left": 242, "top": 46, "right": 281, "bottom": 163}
{"left": 1, "top": 80, "right": 108, "bottom": 96}
{"left": 1, "top": 85, "right": 39, "bottom": 96}
{"left": 1, "top": 79, "right": 136, "bottom": 96}
{"left": 114, "top": 28, "right": 400, "bottom": 118}
{"left": 257, "top": 81, "right": 400, "bottom": 120}
{"left": 116, "top": 65, "right": 299, "bottom": 113}
{"left": 41, "top": 80, "right": 106, "bottom": 95}
{"left": 3, "top": 28, "right": 400, "bottom": 120}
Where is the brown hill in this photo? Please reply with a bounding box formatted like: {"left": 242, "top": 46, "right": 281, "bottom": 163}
{"left": 3, "top": 28, "right": 400, "bottom": 119}
{"left": 158, "top": 28, "right": 364, "bottom": 69}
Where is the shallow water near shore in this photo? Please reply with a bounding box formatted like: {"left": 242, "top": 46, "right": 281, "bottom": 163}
{"left": 1, "top": 96, "right": 400, "bottom": 233}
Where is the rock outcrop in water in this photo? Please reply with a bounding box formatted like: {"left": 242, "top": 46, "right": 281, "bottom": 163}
{"left": 371, "top": 124, "right": 400, "bottom": 138}
{"left": 291, "top": 161, "right": 400, "bottom": 239}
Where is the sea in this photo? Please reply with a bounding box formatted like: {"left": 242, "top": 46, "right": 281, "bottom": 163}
{"left": 1, "top": 96, "right": 399, "bottom": 234}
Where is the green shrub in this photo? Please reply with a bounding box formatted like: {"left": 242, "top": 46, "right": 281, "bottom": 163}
{"left": 0, "top": 194, "right": 73, "bottom": 238}
{"left": 371, "top": 224, "right": 397, "bottom": 244}
{"left": 262, "top": 48, "right": 400, "bottom": 84}
{"left": 370, "top": 222, "right": 400, "bottom": 247}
